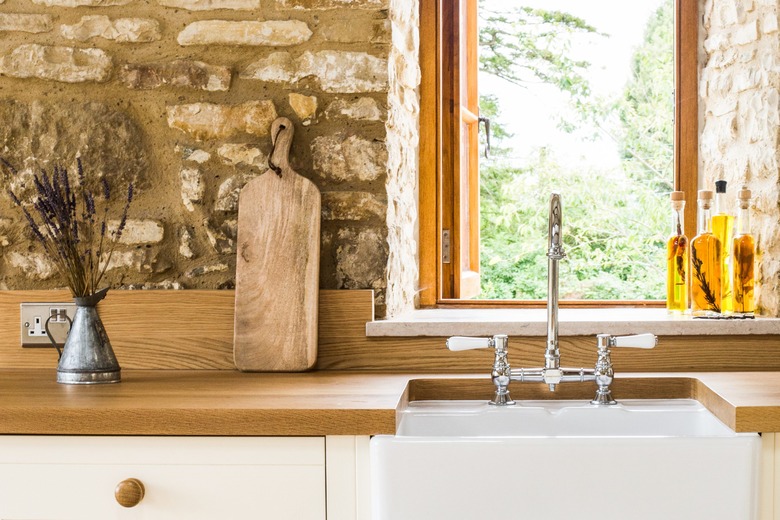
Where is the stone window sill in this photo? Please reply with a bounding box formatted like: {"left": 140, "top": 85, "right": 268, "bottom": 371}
{"left": 366, "top": 308, "right": 780, "bottom": 337}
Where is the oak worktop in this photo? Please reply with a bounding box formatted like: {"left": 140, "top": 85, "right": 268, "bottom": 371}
{"left": 2, "top": 369, "right": 780, "bottom": 434}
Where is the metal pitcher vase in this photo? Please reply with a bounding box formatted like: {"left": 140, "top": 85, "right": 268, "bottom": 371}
{"left": 57, "top": 288, "right": 121, "bottom": 384}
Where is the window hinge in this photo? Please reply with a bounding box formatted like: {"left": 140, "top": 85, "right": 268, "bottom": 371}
{"left": 442, "top": 229, "right": 451, "bottom": 264}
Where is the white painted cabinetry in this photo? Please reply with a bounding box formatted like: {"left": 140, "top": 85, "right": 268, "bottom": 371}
{"left": 0, "top": 436, "right": 326, "bottom": 519}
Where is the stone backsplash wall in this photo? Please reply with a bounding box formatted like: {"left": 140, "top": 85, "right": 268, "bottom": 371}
{"left": 0, "top": 0, "right": 401, "bottom": 315}
{"left": 700, "top": 0, "right": 780, "bottom": 315}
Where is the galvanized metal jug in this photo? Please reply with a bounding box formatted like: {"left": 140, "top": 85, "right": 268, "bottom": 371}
{"left": 56, "top": 288, "right": 121, "bottom": 384}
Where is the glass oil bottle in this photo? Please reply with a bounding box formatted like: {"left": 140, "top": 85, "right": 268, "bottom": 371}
{"left": 691, "top": 190, "right": 722, "bottom": 316}
{"left": 733, "top": 186, "right": 755, "bottom": 315}
{"left": 712, "top": 180, "right": 734, "bottom": 313}
{"left": 666, "top": 191, "right": 688, "bottom": 313}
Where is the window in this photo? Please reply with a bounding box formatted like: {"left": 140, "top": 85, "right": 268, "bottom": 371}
{"left": 419, "top": 0, "right": 698, "bottom": 306}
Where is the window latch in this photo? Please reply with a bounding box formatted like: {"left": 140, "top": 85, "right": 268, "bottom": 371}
{"left": 478, "top": 116, "right": 491, "bottom": 159}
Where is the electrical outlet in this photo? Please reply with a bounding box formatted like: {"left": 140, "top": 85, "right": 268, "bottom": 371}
{"left": 20, "top": 302, "right": 77, "bottom": 348}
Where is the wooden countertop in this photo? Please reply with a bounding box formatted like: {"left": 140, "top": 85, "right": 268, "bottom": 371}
{"left": 1, "top": 369, "right": 780, "bottom": 435}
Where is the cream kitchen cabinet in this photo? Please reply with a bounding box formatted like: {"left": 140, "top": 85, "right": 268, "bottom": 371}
{"left": 0, "top": 436, "right": 327, "bottom": 519}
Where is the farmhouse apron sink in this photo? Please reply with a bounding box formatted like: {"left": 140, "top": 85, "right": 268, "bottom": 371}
{"left": 371, "top": 391, "right": 760, "bottom": 520}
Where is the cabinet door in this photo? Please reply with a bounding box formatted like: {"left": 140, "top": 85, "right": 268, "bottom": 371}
{"left": 0, "top": 436, "right": 325, "bottom": 520}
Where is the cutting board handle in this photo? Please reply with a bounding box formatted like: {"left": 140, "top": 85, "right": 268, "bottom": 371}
{"left": 269, "top": 117, "right": 294, "bottom": 175}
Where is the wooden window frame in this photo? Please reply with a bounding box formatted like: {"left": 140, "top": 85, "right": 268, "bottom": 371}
{"left": 419, "top": 0, "right": 699, "bottom": 307}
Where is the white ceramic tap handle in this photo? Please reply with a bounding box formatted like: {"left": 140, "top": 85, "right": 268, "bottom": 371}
{"left": 446, "top": 336, "right": 492, "bottom": 351}
{"left": 612, "top": 333, "right": 657, "bottom": 349}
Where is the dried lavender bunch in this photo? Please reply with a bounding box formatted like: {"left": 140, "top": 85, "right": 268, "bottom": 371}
{"left": 2, "top": 158, "right": 134, "bottom": 298}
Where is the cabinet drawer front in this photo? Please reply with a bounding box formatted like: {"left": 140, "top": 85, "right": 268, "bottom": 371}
{"left": 0, "top": 437, "right": 325, "bottom": 520}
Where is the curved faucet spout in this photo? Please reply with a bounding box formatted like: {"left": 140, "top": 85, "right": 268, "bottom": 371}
{"left": 546, "top": 193, "right": 566, "bottom": 389}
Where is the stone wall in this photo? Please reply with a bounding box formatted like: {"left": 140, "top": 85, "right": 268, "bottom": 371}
{"left": 700, "top": 0, "right": 780, "bottom": 315}
{"left": 0, "top": 0, "right": 404, "bottom": 315}
{"left": 15, "top": 0, "right": 779, "bottom": 320}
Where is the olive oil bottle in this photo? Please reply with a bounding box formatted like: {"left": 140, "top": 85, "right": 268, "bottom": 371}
{"left": 733, "top": 186, "right": 755, "bottom": 315}
{"left": 691, "top": 190, "right": 721, "bottom": 316}
{"left": 712, "top": 180, "right": 734, "bottom": 313}
{"left": 666, "top": 191, "right": 688, "bottom": 313}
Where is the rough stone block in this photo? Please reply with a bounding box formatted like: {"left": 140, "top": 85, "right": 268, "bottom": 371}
{"left": 178, "top": 20, "right": 312, "bottom": 46}
{"left": 61, "top": 16, "right": 161, "bottom": 43}
{"left": 104, "top": 249, "right": 157, "bottom": 273}
{"left": 321, "top": 18, "right": 389, "bottom": 43}
{"left": 706, "top": 48, "right": 737, "bottom": 70}
{"left": 0, "top": 44, "right": 111, "bottom": 83}
{"left": 733, "top": 20, "right": 759, "bottom": 45}
{"left": 716, "top": 1, "right": 739, "bottom": 26}
{"left": 120, "top": 60, "right": 231, "bottom": 91}
{"left": 239, "top": 52, "right": 298, "bottom": 82}
{"left": 32, "top": 0, "right": 131, "bottom": 5}
{"left": 241, "top": 50, "right": 388, "bottom": 93}
{"left": 325, "top": 97, "right": 385, "bottom": 121}
{"left": 334, "top": 227, "right": 387, "bottom": 291}
{"left": 125, "top": 280, "right": 183, "bottom": 290}
{"left": 733, "top": 68, "right": 763, "bottom": 92}
{"left": 0, "top": 13, "right": 53, "bottom": 34}
{"left": 708, "top": 97, "right": 738, "bottom": 117}
{"left": 288, "top": 93, "right": 317, "bottom": 121}
{"left": 312, "top": 133, "right": 387, "bottom": 182}
{"left": 167, "top": 100, "right": 277, "bottom": 141}
{"left": 0, "top": 219, "right": 13, "bottom": 247}
{"left": 108, "top": 219, "right": 164, "bottom": 244}
{"left": 203, "top": 220, "right": 234, "bottom": 253}
{"left": 276, "top": 0, "right": 387, "bottom": 9}
{"left": 180, "top": 167, "right": 204, "bottom": 212}
{"left": 322, "top": 191, "right": 385, "bottom": 220}
{"left": 7, "top": 252, "right": 56, "bottom": 280}
{"left": 217, "top": 143, "right": 268, "bottom": 170}
{"left": 300, "top": 50, "right": 387, "bottom": 92}
{"left": 158, "top": 0, "right": 260, "bottom": 9}
{"left": 0, "top": 101, "right": 148, "bottom": 194}
{"left": 704, "top": 32, "right": 730, "bottom": 53}
{"left": 762, "top": 13, "right": 778, "bottom": 34}
{"left": 185, "top": 263, "right": 228, "bottom": 277}
{"left": 182, "top": 148, "right": 211, "bottom": 164}
{"left": 214, "top": 175, "right": 244, "bottom": 212}
{"left": 179, "top": 226, "right": 195, "bottom": 259}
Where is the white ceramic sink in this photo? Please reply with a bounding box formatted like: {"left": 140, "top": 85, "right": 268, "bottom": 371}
{"left": 371, "top": 398, "right": 760, "bottom": 520}
{"left": 396, "top": 398, "right": 738, "bottom": 437}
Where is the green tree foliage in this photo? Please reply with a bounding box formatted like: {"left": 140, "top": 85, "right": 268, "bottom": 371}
{"left": 480, "top": 147, "right": 666, "bottom": 300}
{"left": 616, "top": 0, "right": 674, "bottom": 193}
{"left": 478, "top": 1, "right": 673, "bottom": 300}
{"left": 479, "top": 6, "right": 599, "bottom": 107}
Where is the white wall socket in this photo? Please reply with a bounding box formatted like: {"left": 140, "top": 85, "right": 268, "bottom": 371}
{"left": 20, "top": 303, "right": 77, "bottom": 348}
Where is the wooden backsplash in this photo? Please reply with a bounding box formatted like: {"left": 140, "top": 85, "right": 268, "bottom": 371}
{"left": 0, "top": 290, "right": 778, "bottom": 371}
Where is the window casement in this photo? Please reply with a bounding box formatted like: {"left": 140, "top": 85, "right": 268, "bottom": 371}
{"left": 419, "top": 0, "right": 699, "bottom": 306}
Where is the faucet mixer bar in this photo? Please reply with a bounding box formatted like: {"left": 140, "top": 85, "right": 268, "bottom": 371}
{"left": 447, "top": 333, "right": 658, "bottom": 406}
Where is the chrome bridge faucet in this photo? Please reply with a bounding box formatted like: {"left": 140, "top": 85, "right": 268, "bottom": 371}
{"left": 446, "top": 193, "right": 658, "bottom": 405}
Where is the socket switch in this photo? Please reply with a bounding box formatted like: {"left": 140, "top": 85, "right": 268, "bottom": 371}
{"left": 20, "top": 302, "right": 77, "bottom": 348}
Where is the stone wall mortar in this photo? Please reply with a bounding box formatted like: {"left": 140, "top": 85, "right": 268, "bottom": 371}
{"left": 700, "top": 0, "right": 780, "bottom": 315}
{"left": 0, "top": 0, "right": 393, "bottom": 313}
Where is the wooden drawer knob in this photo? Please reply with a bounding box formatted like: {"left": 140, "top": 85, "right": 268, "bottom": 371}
{"left": 115, "top": 478, "right": 145, "bottom": 508}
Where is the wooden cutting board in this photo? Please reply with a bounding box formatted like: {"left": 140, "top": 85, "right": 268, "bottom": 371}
{"left": 233, "top": 117, "right": 321, "bottom": 371}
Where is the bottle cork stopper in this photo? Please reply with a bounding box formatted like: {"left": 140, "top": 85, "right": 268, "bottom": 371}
{"left": 698, "top": 189, "right": 714, "bottom": 200}
{"left": 670, "top": 191, "right": 685, "bottom": 201}
{"left": 738, "top": 185, "right": 752, "bottom": 200}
